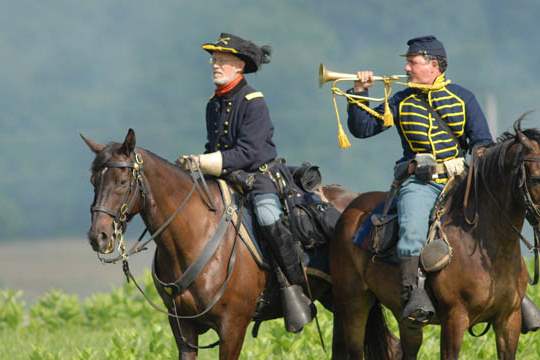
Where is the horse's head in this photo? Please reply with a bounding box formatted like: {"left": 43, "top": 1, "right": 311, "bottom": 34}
{"left": 82, "top": 129, "right": 145, "bottom": 254}
{"left": 513, "top": 115, "right": 540, "bottom": 219}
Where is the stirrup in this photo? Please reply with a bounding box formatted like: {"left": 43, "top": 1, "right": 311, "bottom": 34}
{"left": 521, "top": 295, "right": 540, "bottom": 334}
{"left": 281, "top": 284, "right": 315, "bottom": 333}
{"left": 401, "top": 287, "right": 435, "bottom": 324}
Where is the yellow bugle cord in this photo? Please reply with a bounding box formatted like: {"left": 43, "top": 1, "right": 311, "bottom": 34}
{"left": 329, "top": 77, "right": 400, "bottom": 149}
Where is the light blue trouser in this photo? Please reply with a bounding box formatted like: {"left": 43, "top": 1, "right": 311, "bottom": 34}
{"left": 253, "top": 193, "right": 283, "bottom": 226}
{"left": 397, "top": 176, "right": 444, "bottom": 258}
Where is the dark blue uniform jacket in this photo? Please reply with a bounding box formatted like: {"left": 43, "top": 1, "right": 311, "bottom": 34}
{"left": 347, "top": 82, "right": 493, "bottom": 162}
{"left": 205, "top": 78, "right": 277, "bottom": 175}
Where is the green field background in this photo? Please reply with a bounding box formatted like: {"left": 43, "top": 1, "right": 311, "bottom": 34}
{"left": 1, "top": 270, "right": 539, "bottom": 359}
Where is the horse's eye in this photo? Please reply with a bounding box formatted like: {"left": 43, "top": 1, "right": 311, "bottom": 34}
{"left": 120, "top": 179, "right": 128, "bottom": 186}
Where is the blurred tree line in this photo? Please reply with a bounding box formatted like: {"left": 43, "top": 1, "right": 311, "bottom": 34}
{"left": 1, "top": 0, "right": 539, "bottom": 240}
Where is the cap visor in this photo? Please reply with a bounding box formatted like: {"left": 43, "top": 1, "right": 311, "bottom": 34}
{"left": 201, "top": 44, "right": 239, "bottom": 54}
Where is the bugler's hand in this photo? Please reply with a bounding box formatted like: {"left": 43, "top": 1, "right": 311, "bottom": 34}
{"left": 353, "top": 70, "right": 374, "bottom": 92}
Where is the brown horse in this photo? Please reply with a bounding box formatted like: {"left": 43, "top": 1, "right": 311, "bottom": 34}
{"left": 330, "top": 117, "right": 540, "bottom": 359}
{"left": 82, "top": 129, "right": 358, "bottom": 359}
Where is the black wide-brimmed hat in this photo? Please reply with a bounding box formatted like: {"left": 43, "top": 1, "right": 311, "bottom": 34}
{"left": 401, "top": 35, "right": 447, "bottom": 58}
{"left": 202, "top": 33, "right": 271, "bottom": 73}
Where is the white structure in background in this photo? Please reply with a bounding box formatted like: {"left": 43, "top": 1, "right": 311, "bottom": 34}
{"left": 485, "top": 93, "right": 498, "bottom": 137}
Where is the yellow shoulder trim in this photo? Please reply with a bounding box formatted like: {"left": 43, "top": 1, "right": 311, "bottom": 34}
{"left": 245, "top": 91, "right": 264, "bottom": 100}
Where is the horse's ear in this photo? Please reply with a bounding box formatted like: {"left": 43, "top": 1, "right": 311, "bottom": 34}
{"left": 80, "top": 133, "right": 105, "bottom": 154}
{"left": 120, "top": 128, "right": 136, "bottom": 156}
{"left": 514, "top": 112, "right": 535, "bottom": 151}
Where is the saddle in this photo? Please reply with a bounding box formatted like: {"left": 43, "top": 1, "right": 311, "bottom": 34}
{"left": 217, "top": 165, "right": 338, "bottom": 336}
{"left": 354, "top": 176, "right": 459, "bottom": 272}
{"left": 225, "top": 159, "right": 341, "bottom": 250}
{"left": 216, "top": 176, "right": 335, "bottom": 281}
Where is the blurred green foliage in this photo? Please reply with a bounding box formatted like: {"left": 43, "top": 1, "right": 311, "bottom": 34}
{"left": 0, "top": 271, "right": 539, "bottom": 359}
{"left": 29, "top": 290, "right": 82, "bottom": 329}
{"left": 0, "top": 290, "right": 25, "bottom": 329}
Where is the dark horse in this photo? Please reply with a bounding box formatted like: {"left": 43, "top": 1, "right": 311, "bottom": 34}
{"left": 82, "top": 129, "right": 359, "bottom": 359}
{"left": 330, "top": 117, "right": 540, "bottom": 359}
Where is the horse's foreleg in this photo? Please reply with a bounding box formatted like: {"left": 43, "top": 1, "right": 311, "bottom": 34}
{"left": 331, "top": 307, "right": 347, "bottom": 359}
{"left": 217, "top": 313, "right": 251, "bottom": 360}
{"left": 440, "top": 309, "right": 469, "bottom": 360}
{"left": 168, "top": 316, "right": 199, "bottom": 360}
{"left": 397, "top": 320, "right": 423, "bottom": 360}
{"left": 493, "top": 309, "right": 521, "bottom": 360}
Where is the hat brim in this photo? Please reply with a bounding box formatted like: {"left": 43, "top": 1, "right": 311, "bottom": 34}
{"left": 202, "top": 44, "right": 239, "bottom": 55}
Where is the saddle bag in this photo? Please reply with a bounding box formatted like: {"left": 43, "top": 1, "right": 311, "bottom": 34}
{"left": 291, "top": 200, "right": 341, "bottom": 249}
{"left": 270, "top": 160, "right": 339, "bottom": 249}
{"left": 369, "top": 213, "right": 399, "bottom": 255}
{"left": 289, "top": 163, "right": 322, "bottom": 193}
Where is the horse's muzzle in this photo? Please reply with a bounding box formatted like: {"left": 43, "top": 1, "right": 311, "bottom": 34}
{"left": 87, "top": 228, "right": 114, "bottom": 254}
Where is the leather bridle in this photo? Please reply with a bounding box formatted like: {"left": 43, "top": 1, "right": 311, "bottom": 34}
{"left": 521, "top": 155, "right": 540, "bottom": 220}
{"left": 90, "top": 153, "right": 147, "bottom": 256}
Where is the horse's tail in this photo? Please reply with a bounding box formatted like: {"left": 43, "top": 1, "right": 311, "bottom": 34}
{"left": 364, "top": 300, "right": 399, "bottom": 360}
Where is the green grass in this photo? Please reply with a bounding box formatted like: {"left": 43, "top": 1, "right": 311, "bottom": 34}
{"left": 1, "top": 271, "right": 539, "bottom": 359}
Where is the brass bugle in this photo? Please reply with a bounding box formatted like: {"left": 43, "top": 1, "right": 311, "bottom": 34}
{"left": 319, "top": 63, "right": 407, "bottom": 87}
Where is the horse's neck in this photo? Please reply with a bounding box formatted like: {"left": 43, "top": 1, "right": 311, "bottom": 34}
{"left": 466, "top": 173, "right": 526, "bottom": 256}
{"left": 138, "top": 150, "right": 212, "bottom": 267}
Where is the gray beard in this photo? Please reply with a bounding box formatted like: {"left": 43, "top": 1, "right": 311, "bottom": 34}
{"left": 213, "top": 74, "right": 236, "bottom": 86}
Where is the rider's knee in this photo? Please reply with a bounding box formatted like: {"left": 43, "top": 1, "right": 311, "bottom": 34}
{"left": 397, "top": 240, "right": 422, "bottom": 258}
{"left": 253, "top": 193, "right": 283, "bottom": 226}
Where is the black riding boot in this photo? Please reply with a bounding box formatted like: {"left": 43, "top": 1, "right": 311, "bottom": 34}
{"left": 261, "top": 217, "right": 314, "bottom": 333}
{"left": 521, "top": 294, "right": 540, "bottom": 334}
{"left": 400, "top": 255, "right": 435, "bottom": 324}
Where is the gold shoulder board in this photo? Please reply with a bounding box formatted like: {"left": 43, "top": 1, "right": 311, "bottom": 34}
{"left": 245, "top": 91, "right": 264, "bottom": 100}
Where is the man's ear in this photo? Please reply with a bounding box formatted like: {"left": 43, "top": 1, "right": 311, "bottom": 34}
{"left": 237, "top": 59, "right": 246, "bottom": 73}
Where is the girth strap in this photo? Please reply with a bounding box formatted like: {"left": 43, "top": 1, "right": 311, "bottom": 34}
{"left": 154, "top": 205, "right": 236, "bottom": 297}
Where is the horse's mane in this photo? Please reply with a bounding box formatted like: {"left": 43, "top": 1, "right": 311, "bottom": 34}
{"left": 91, "top": 142, "right": 191, "bottom": 181}
{"left": 140, "top": 148, "right": 190, "bottom": 179}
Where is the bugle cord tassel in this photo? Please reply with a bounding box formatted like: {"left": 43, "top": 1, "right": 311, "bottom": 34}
{"left": 382, "top": 80, "right": 394, "bottom": 127}
{"left": 332, "top": 93, "right": 351, "bottom": 149}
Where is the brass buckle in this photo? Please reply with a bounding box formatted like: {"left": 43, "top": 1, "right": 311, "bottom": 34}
{"left": 259, "top": 163, "right": 268, "bottom": 172}
{"left": 119, "top": 203, "right": 129, "bottom": 222}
